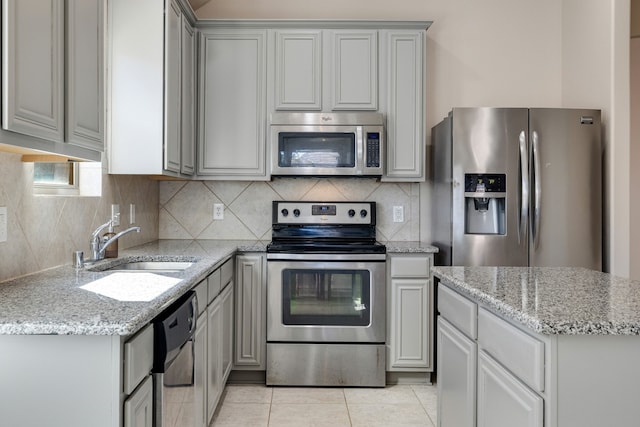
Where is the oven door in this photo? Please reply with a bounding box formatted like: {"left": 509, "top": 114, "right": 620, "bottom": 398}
{"left": 267, "top": 258, "right": 386, "bottom": 343}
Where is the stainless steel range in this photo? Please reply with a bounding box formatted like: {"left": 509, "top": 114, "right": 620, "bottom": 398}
{"left": 266, "top": 201, "right": 386, "bottom": 387}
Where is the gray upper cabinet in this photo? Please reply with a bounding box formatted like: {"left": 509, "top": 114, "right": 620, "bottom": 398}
{"left": 66, "top": 0, "right": 105, "bottom": 152}
{"left": 272, "top": 29, "right": 377, "bottom": 112}
{"left": 109, "top": 0, "right": 196, "bottom": 176}
{"left": 1, "top": 0, "right": 104, "bottom": 160}
{"left": 2, "top": 0, "right": 64, "bottom": 143}
{"left": 274, "top": 30, "right": 323, "bottom": 110}
{"left": 198, "top": 29, "right": 268, "bottom": 179}
{"left": 381, "top": 29, "right": 426, "bottom": 181}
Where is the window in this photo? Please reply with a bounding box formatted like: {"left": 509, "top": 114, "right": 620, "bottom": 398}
{"left": 33, "top": 163, "right": 79, "bottom": 195}
{"left": 32, "top": 162, "right": 102, "bottom": 197}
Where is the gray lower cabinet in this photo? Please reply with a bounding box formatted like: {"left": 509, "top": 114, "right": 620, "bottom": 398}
{"left": 194, "top": 304, "right": 208, "bottom": 427}
{"left": 123, "top": 376, "right": 153, "bottom": 427}
{"left": 234, "top": 253, "right": 267, "bottom": 369}
{"left": 387, "top": 253, "right": 433, "bottom": 372}
{"left": 437, "top": 317, "right": 476, "bottom": 427}
{"left": 477, "top": 351, "right": 543, "bottom": 427}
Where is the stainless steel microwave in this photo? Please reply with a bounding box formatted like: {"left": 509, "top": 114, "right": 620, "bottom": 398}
{"left": 270, "top": 112, "right": 385, "bottom": 177}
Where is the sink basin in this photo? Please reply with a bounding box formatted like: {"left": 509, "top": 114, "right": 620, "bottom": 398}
{"left": 104, "top": 261, "right": 193, "bottom": 273}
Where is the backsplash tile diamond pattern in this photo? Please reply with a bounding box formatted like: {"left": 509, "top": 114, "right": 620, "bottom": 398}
{"left": 0, "top": 151, "right": 158, "bottom": 283}
{"left": 160, "top": 178, "right": 420, "bottom": 242}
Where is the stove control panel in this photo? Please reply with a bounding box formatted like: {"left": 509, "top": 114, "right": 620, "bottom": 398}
{"left": 273, "top": 201, "right": 376, "bottom": 225}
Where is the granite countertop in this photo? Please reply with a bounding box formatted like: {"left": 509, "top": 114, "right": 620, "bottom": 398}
{"left": 433, "top": 266, "right": 640, "bottom": 336}
{"left": 0, "top": 238, "right": 431, "bottom": 337}
{"left": 0, "top": 240, "right": 267, "bottom": 337}
{"left": 385, "top": 241, "right": 439, "bottom": 253}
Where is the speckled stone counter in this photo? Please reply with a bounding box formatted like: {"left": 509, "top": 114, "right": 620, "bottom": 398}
{"left": 0, "top": 239, "right": 268, "bottom": 336}
{"left": 433, "top": 266, "right": 640, "bottom": 335}
{"left": 385, "top": 241, "right": 438, "bottom": 253}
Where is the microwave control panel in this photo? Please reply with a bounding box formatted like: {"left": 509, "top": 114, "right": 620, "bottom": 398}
{"left": 366, "top": 133, "right": 381, "bottom": 168}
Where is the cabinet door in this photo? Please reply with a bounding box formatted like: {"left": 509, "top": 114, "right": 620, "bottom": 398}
{"left": 194, "top": 312, "right": 207, "bottom": 427}
{"left": 199, "top": 30, "right": 267, "bottom": 178}
{"left": 274, "top": 30, "right": 322, "bottom": 110}
{"left": 388, "top": 277, "right": 430, "bottom": 370}
{"left": 2, "top": 0, "right": 64, "bottom": 142}
{"left": 181, "top": 16, "right": 196, "bottom": 176}
{"left": 437, "top": 317, "right": 476, "bottom": 427}
{"left": 207, "top": 297, "right": 224, "bottom": 422}
{"left": 66, "top": 0, "right": 104, "bottom": 151}
{"left": 234, "top": 253, "right": 266, "bottom": 369}
{"left": 477, "top": 351, "right": 543, "bottom": 427}
{"left": 382, "top": 30, "right": 425, "bottom": 181}
{"left": 221, "top": 282, "right": 234, "bottom": 381}
{"left": 329, "top": 30, "right": 378, "bottom": 111}
{"left": 164, "top": 0, "right": 182, "bottom": 173}
{"left": 124, "top": 375, "right": 153, "bottom": 427}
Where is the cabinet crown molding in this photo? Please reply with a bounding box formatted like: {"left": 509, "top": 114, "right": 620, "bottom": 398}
{"left": 196, "top": 19, "right": 432, "bottom": 31}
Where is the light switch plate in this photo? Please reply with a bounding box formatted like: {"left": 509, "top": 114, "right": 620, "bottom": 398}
{"left": 0, "top": 207, "right": 7, "bottom": 242}
{"left": 393, "top": 206, "right": 404, "bottom": 223}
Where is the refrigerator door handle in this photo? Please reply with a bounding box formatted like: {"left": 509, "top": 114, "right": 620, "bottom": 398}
{"left": 518, "top": 130, "right": 529, "bottom": 245}
{"left": 532, "top": 130, "right": 542, "bottom": 250}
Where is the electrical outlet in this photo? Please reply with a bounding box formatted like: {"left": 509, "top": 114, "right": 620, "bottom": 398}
{"left": 129, "top": 204, "right": 136, "bottom": 224}
{"left": 0, "top": 207, "right": 7, "bottom": 242}
{"left": 111, "top": 204, "right": 120, "bottom": 226}
{"left": 213, "top": 203, "right": 224, "bottom": 220}
{"left": 393, "top": 206, "right": 404, "bottom": 223}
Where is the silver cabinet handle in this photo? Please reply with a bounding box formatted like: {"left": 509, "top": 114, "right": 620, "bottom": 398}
{"left": 532, "top": 130, "right": 542, "bottom": 250}
{"left": 518, "top": 131, "right": 529, "bottom": 245}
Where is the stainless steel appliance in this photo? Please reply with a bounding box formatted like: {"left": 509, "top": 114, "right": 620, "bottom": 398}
{"left": 266, "top": 201, "right": 386, "bottom": 387}
{"left": 153, "top": 291, "right": 197, "bottom": 427}
{"left": 270, "top": 112, "right": 385, "bottom": 177}
{"left": 432, "top": 107, "right": 602, "bottom": 269}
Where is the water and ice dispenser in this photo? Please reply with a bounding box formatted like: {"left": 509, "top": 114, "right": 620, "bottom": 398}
{"left": 464, "top": 174, "right": 506, "bottom": 235}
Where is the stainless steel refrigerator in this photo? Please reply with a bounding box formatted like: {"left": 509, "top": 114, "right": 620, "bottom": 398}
{"left": 432, "top": 107, "right": 602, "bottom": 269}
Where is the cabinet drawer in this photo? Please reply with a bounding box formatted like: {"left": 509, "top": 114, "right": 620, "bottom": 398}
{"left": 194, "top": 279, "right": 208, "bottom": 315}
{"left": 221, "top": 258, "right": 234, "bottom": 289}
{"left": 123, "top": 324, "right": 154, "bottom": 395}
{"left": 478, "top": 308, "right": 545, "bottom": 393}
{"left": 390, "top": 255, "right": 431, "bottom": 277}
{"left": 438, "top": 284, "right": 477, "bottom": 339}
{"left": 208, "top": 269, "right": 221, "bottom": 303}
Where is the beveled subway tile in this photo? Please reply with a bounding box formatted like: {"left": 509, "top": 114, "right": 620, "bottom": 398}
{"left": 348, "top": 403, "right": 434, "bottom": 427}
{"left": 268, "top": 403, "right": 351, "bottom": 427}
{"left": 210, "top": 402, "right": 270, "bottom": 426}
{"left": 272, "top": 387, "right": 345, "bottom": 404}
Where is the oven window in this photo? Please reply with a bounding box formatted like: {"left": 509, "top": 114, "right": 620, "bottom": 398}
{"left": 282, "top": 269, "right": 370, "bottom": 326}
{"left": 278, "top": 132, "right": 356, "bottom": 167}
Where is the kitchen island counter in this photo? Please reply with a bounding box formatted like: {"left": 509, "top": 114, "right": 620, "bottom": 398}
{"left": 432, "top": 266, "right": 640, "bottom": 335}
{"left": 0, "top": 239, "right": 267, "bottom": 336}
{"left": 434, "top": 266, "right": 640, "bottom": 427}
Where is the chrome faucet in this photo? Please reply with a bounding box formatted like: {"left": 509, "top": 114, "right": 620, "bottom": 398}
{"left": 86, "top": 219, "right": 141, "bottom": 263}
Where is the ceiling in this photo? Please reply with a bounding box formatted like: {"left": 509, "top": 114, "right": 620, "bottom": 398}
{"left": 187, "top": 0, "right": 211, "bottom": 11}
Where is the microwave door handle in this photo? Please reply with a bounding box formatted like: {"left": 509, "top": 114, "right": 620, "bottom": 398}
{"left": 357, "top": 126, "right": 364, "bottom": 169}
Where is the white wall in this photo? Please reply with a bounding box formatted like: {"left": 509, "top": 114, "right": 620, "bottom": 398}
{"left": 195, "top": 0, "right": 631, "bottom": 275}
{"left": 631, "top": 36, "right": 640, "bottom": 280}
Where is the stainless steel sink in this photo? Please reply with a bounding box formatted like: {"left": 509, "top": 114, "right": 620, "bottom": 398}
{"left": 104, "top": 261, "right": 193, "bottom": 273}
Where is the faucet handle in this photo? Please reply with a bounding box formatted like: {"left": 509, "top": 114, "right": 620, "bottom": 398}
{"left": 91, "top": 219, "right": 113, "bottom": 240}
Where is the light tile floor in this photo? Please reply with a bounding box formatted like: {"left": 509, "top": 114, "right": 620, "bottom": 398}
{"left": 209, "top": 384, "right": 438, "bottom": 427}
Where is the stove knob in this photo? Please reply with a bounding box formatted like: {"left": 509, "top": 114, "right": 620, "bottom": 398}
{"left": 281, "top": 208, "right": 289, "bottom": 217}
{"left": 360, "top": 209, "right": 368, "bottom": 218}
{"left": 293, "top": 209, "right": 301, "bottom": 217}
{"left": 348, "top": 209, "right": 356, "bottom": 217}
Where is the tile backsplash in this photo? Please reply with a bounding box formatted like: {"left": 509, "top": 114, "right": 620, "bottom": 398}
{"left": 160, "top": 178, "right": 420, "bottom": 242}
{"left": 0, "top": 151, "right": 158, "bottom": 282}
